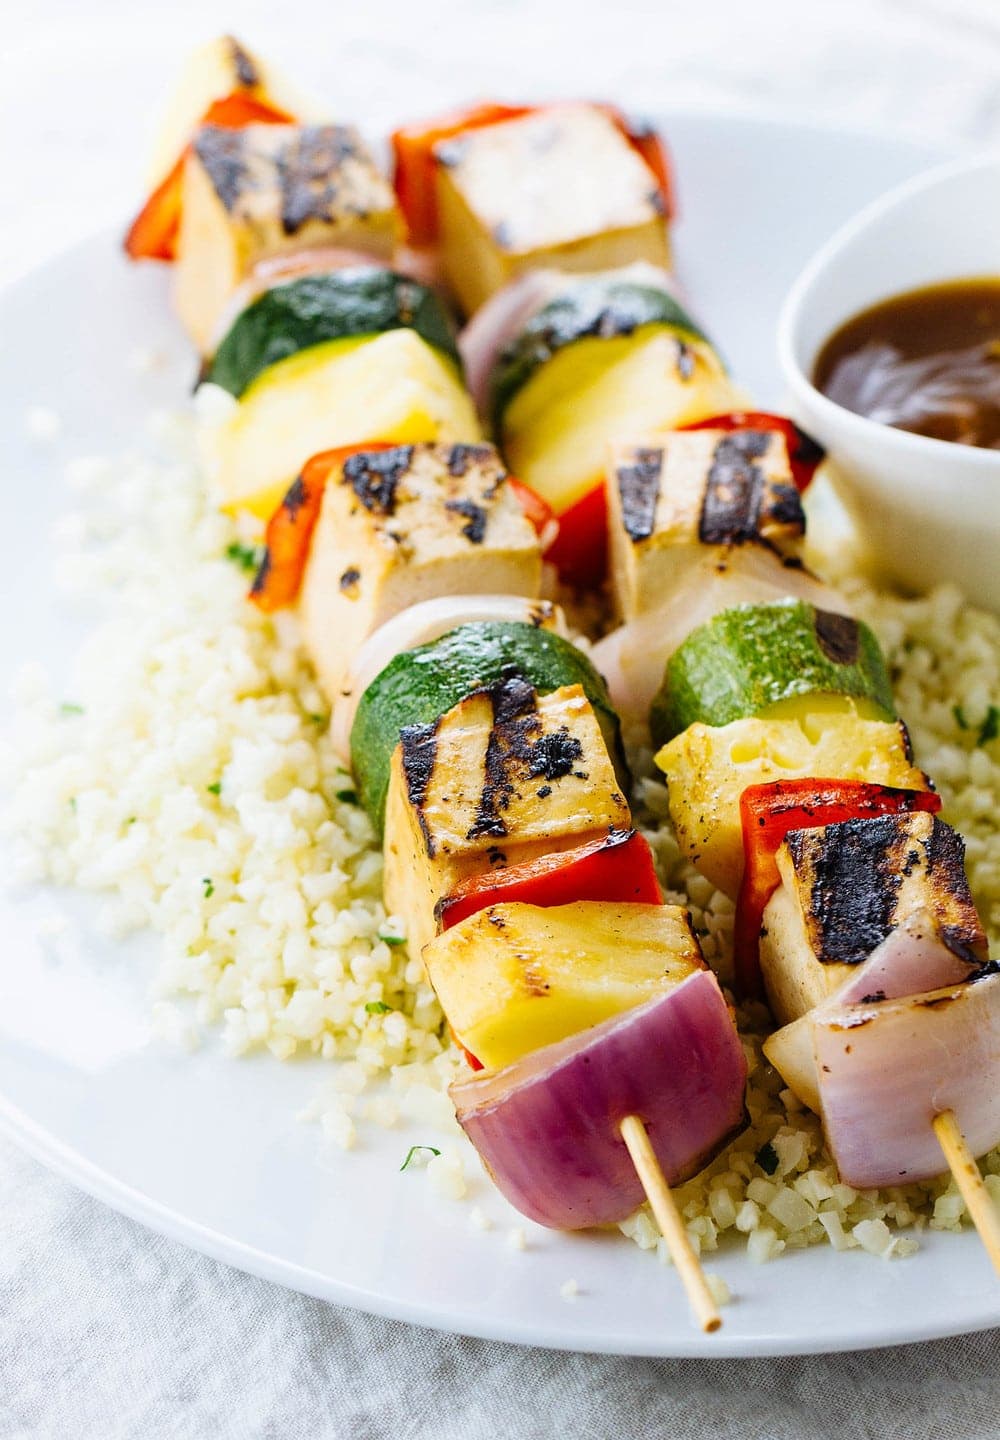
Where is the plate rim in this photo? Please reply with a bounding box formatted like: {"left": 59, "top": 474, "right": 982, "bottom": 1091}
{"left": 3, "top": 107, "right": 996, "bottom": 1360}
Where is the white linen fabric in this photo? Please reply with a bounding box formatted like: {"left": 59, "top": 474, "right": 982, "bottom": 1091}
{"left": 3, "top": 2, "right": 1000, "bottom": 1436}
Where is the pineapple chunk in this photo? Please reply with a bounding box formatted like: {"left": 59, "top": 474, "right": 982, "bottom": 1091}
{"left": 503, "top": 326, "right": 746, "bottom": 516}
{"left": 654, "top": 708, "right": 931, "bottom": 898}
{"left": 199, "top": 329, "right": 482, "bottom": 520}
{"left": 435, "top": 105, "right": 669, "bottom": 313}
{"left": 299, "top": 443, "right": 542, "bottom": 701}
{"left": 383, "top": 682, "right": 631, "bottom": 957}
{"left": 423, "top": 900, "right": 703, "bottom": 1068}
{"left": 176, "top": 123, "right": 400, "bottom": 350}
{"left": 607, "top": 430, "right": 805, "bottom": 622}
{"left": 144, "top": 35, "right": 320, "bottom": 192}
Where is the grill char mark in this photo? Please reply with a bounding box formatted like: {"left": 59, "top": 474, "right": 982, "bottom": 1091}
{"left": 342, "top": 447, "right": 413, "bottom": 516}
{"left": 228, "top": 36, "right": 260, "bottom": 88}
{"left": 814, "top": 609, "right": 861, "bottom": 666}
{"left": 400, "top": 720, "right": 440, "bottom": 858}
{"left": 194, "top": 127, "right": 248, "bottom": 212}
{"left": 277, "top": 126, "right": 361, "bottom": 235}
{"left": 789, "top": 815, "right": 907, "bottom": 965}
{"left": 616, "top": 447, "right": 663, "bottom": 542}
{"left": 699, "top": 430, "right": 770, "bottom": 545}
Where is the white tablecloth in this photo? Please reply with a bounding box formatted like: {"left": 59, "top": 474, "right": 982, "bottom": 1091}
{"left": 3, "top": 2, "right": 1000, "bottom": 1435}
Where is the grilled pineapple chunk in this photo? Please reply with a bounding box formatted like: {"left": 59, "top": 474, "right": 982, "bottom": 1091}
{"left": 654, "top": 707, "right": 931, "bottom": 898}
{"left": 503, "top": 326, "right": 745, "bottom": 516}
{"left": 761, "top": 812, "right": 986, "bottom": 1026}
{"left": 384, "top": 680, "right": 630, "bottom": 957}
{"left": 144, "top": 35, "right": 318, "bottom": 192}
{"left": 423, "top": 901, "right": 703, "bottom": 1068}
{"left": 607, "top": 430, "right": 805, "bottom": 622}
{"left": 299, "top": 443, "right": 541, "bottom": 700}
{"left": 434, "top": 105, "right": 670, "bottom": 313}
{"left": 176, "top": 123, "right": 401, "bottom": 349}
{"left": 199, "top": 329, "right": 482, "bottom": 520}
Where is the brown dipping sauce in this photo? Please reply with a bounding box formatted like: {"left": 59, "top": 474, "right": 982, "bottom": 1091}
{"left": 814, "top": 278, "right": 1000, "bottom": 449}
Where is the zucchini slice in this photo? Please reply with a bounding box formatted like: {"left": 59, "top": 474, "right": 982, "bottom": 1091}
{"left": 207, "top": 268, "right": 461, "bottom": 397}
{"left": 490, "top": 275, "right": 713, "bottom": 430}
{"left": 649, "top": 600, "right": 896, "bottom": 744}
{"left": 351, "top": 621, "right": 625, "bottom": 832}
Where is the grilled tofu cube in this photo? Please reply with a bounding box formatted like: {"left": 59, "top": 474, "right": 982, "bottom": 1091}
{"left": 607, "top": 431, "right": 806, "bottom": 622}
{"left": 176, "top": 123, "right": 401, "bottom": 349}
{"left": 383, "top": 679, "right": 631, "bottom": 956}
{"left": 423, "top": 900, "right": 703, "bottom": 1069}
{"left": 299, "top": 444, "right": 541, "bottom": 701}
{"left": 655, "top": 711, "right": 931, "bottom": 898}
{"left": 434, "top": 105, "right": 670, "bottom": 313}
{"left": 760, "top": 812, "right": 987, "bottom": 1026}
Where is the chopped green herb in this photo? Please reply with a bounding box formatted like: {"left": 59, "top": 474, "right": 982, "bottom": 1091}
{"left": 953, "top": 703, "right": 999, "bottom": 745}
{"left": 68, "top": 797, "right": 77, "bottom": 813}
{"left": 206, "top": 782, "right": 222, "bottom": 796}
{"left": 755, "top": 1141, "right": 779, "bottom": 1176}
{"left": 202, "top": 878, "right": 215, "bottom": 899}
{"left": 59, "top": 702, "right": 84, "bottom": 716}
{"left": 308, "top": 713, "right": 327, "bottom": 726}
{"left": 399, "top": 1145, "right": 441, "bottom": 1172}
{"left": 225, "top": 540, "right": 263, "bottom": 574}
{"left": 335, "top": 788, "right": 359, "bottom": 805}
{"left": 125, "top": 817, "right": 137, "bottom": 826}
{"left": 365, "top": 1000, "right": 392, "bottom": 1015}
{"left": 380, "top": 933, "right": 406, "bottom": 948}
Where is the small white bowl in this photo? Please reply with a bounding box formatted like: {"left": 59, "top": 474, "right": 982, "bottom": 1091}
{"left": 777, "top": 154, "right": 1000, "bottom": 610}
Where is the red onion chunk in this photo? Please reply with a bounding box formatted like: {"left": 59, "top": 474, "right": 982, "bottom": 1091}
{"left": 815, "top": 970, "right": 1000, "bottom": 1188}
{"left": 833, "top": 908, "right": 982, "bottom": 1006}
{"left": 458, "top": 271, "right": 564, "bottom": 414}
{"left": 450, "top": 969, "right": 747, "bottom": 1229}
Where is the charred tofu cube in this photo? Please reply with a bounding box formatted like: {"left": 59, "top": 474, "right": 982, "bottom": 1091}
{"left": 383, "top": 679, "right": 631, "bottom": 957}
{"left": 175, "top": 123, "right": 401, "bottom": 348}
{"left": 299, "top": 444, "right": 541, "bottom": 701}
{"left": 607, "top": 431, "right": 805, "bottom": 622}
{"left": 434, "top": 105, "right": 670, "bottom": 313}
{"left": 760, "top": 811, "right": 988, "bottom": 1026}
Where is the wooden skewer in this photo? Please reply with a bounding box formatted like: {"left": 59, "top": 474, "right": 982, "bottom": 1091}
{"left": 620, "top": 1114, "right": 722, "bottom": 1333}
{"left": 933, "top": 1109, "right": 1000, "bottom": 1277}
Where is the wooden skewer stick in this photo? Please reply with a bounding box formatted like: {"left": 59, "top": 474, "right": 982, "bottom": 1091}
{"left": 620, "top": 1113, "right": 722, "bottom": 1333}
{"left": 933, "top": 1109, "right": 1000, "bottom": 1278}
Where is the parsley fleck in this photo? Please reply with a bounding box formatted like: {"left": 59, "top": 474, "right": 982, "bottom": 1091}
{"left": 979, "top": 705, "right": 999, "bottom": 746}
{"left": 335, "top": 788, "right": 358, "bottom": 805}
{"left": 225, "top": 540, "right": 263, "bottom": 574}
{"left": 68, "top": 797, "right": 77, "bottom": 813}
{"left": 59, "top": 702, "right": 84, "bottom": 716}
{"left": 953, "top": 704, "right": 970, "bottom": 731}
{"left": 206, "top": 782, "right": 222, "bottom": 796}
{"left": 399, "top": 1145, "right": 441, "bottom": 1172}
{"left": 365, "top": 1000, "right": 392, "bottom": 1015}
{"left": 308, "top": 713, "right": 327, "bottom": 726}
{"left": 380, "top": 933, "right": 406, "bottom": 948}
{"left": 202, "top": 878, "right": 215, "bottom": 899}
{"left": 755, "top": 1141, "right": 779, "bottom": 1176}
{"left": 125, "top": 817, "right": 137, "bottom": 826}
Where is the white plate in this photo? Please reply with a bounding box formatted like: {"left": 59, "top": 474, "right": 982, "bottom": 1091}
{"left": 2, "top": 111, "right": 995, "bottom": 1359}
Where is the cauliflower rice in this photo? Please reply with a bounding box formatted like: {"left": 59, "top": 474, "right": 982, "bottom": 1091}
{"left": 3, "top": 416, "right": 999, "bottom": 1273}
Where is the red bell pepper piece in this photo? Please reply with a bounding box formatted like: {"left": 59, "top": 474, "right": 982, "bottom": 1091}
{"left": 391, "top": 103, "right": 534, "bottom": 246}
{"left": 541, "top": 482, "right": 608, "bottom": 590}
{"left": 734, "top": 779, "right": 942, "bottom": 999}
{"left": 679, "top": 411, "right": 825, "bottom": 493}
{"left": 124, "top": 91, "right": 293, "bottom": 262}
{"left": 391, "top": 102, "right": 674, "bottom": 247}
{"left": 507, "top": 477, "right": 557, "bottom": 543}
{"left": 436, "top": 829, "right": 662, "bottom": 933}
{"left": 249, "top": 443, "right": 395, "bottom": 612}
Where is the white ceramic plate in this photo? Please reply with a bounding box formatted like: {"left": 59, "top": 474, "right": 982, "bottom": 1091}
{"left": 2, "top": 111, "right": 995, "bottom": 1359}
